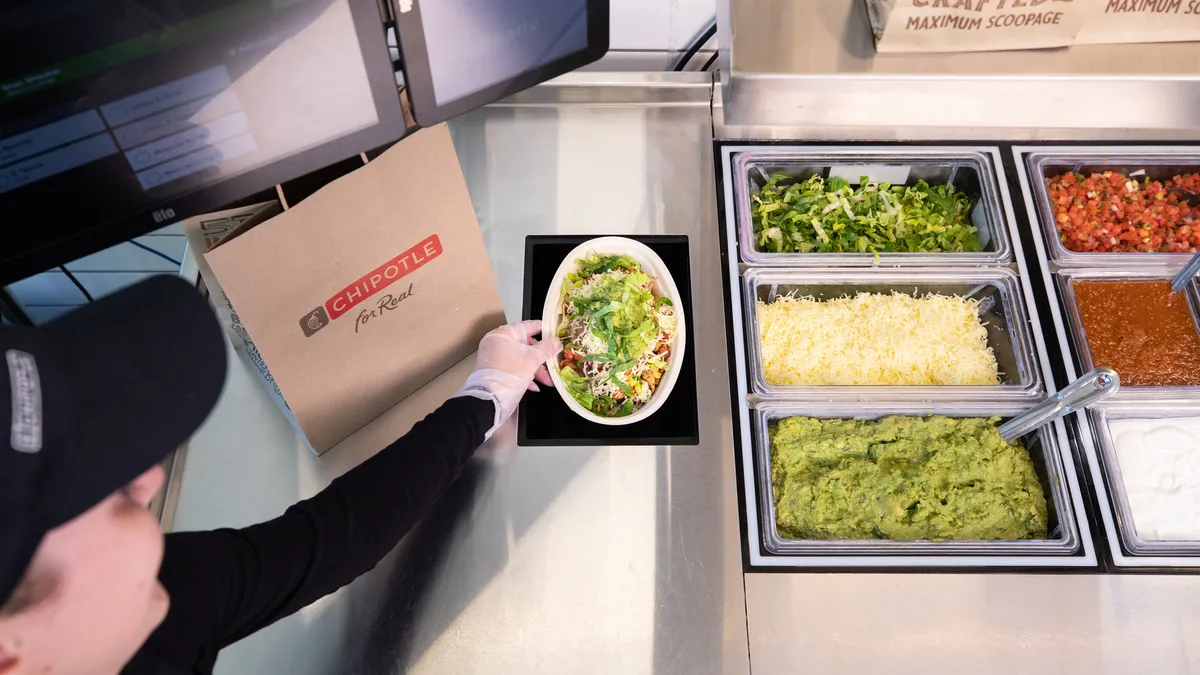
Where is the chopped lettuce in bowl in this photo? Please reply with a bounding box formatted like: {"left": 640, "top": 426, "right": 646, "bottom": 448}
{"left": 554, "top": 253, "right": 678, "bottom": 418}
{"left": 541, "top": 238, "right": 686, "bottom": 425}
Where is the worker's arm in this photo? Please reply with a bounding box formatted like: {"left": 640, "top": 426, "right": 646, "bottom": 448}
{"left": 136, "top": 394, "right": 493, "bottom": 671}
{"left": 131, "top": 321, "right": 558, "bottom": 673}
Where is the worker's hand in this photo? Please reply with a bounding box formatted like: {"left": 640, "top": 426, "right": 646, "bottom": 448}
{"left": 455, "top": 320, "right": 561, "bottom": 435}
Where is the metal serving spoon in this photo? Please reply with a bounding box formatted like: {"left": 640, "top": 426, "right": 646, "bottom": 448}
{"left": 1171, "top": 250, "right": 1200, "bottom": 292}
{"left": 997, "top": 367, "right": 1120, "bottom": 442}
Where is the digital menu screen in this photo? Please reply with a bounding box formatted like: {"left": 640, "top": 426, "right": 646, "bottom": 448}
{"left": 1, "top": 0, "right": 401, "bottom": 279}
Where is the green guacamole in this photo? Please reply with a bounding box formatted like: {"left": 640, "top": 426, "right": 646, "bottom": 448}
{"left": 770, "top": 416, "right": 1048, "bottom": 541}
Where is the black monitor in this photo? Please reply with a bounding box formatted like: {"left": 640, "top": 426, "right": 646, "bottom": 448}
{"left": 0, "top": 0, "right": 608, "bottom": 285}
{"left": 0, "top": 0, "right": 404, "bottom": 284}
{"left": 394, "top": 0, "right": 608, "bottom": 126}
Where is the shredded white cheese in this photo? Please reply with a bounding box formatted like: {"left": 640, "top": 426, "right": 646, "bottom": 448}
{"left": 656, "top": 306, "right": 677, "bottom": 336}
{"left": 577, "top": 327, "right": 607, "bottom": 355}
{"left": 574, "top": 270, "right": 623, "bottom": 299}
{"left": 757, "top": 292, "right": 1000, "bottom": 386}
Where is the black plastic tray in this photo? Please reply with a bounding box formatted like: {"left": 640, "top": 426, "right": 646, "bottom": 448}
{"left": 517, "top": 235, "right": 700, "bottom": 446}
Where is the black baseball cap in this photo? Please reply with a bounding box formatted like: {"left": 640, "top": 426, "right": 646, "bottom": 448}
{"left": 1, "top": 275, "right": 227, "bottom": 604}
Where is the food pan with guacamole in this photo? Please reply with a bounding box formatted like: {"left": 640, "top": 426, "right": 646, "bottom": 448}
{"left": 752, "top": 405, "right": 1080, "bottom": 556}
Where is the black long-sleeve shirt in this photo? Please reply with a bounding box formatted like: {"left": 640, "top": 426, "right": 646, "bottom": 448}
{"left": 122, "top": 395, "right": 495, "bottom": 675}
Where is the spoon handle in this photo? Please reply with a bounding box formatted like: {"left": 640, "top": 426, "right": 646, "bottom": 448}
{"left": 998, "top": 367, "right": 1120, "bottom": 442}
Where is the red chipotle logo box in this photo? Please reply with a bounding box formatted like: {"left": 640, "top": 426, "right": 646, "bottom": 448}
{"left": 205, "top": 124, "right": 505, "bottom": 454}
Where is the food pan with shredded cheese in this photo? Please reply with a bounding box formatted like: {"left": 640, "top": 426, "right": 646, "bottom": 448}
{"left": 742, "top": 268, "right": 1043, "bottom": 401}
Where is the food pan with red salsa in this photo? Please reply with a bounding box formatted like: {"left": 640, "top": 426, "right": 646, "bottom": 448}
{"left": 1026, "top": 151, "right": 1200, "bottom": 265}
{"left": 1057, "top": 272, "right": 1200, "bottom": 392}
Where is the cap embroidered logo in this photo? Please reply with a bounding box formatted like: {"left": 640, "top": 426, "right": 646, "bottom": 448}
{"left": 6, "top": 350, "right": 42, "bottom": 453}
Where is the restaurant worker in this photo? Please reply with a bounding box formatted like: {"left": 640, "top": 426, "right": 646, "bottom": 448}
{"left": 0, "top": 275, "right": 559, "bottom": 675}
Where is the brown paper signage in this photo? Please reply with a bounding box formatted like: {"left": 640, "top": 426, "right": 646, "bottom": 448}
{"left": 202, "top": 123, "right": 505, "bottom": 454}
{"left": 1076, "top": 0, "right": 1200, "bottom": 45}
{"left": 867, "top": 0, "right": 1200, "bottom": 52}
{"left": 869, "top": 0, "right": 1083, "bottom": 52}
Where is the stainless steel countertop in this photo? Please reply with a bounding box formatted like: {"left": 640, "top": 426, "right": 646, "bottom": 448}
{"left": 172, "top": 72, "right": 750, "bottom": 675}
{"left": 745, "top": 574, "right": 1200, "bottom": 675}
{"left": 170, "top": 71, "right": 1200, "bottom": 675}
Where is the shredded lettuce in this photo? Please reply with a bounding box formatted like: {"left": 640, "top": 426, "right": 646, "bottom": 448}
{"left": 556, "top": 253, "right": 676, "bottom": 417}
{"left": 570, "top": 253, "right": 641, "bottom": 280}
{"left": 751, "top": 174, "right": 982, "bottom": 255}
{"left": 560, "top": 367, "right": 595, "bottom": 410}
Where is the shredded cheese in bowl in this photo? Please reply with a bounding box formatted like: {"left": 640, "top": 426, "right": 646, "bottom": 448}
{"left": 757, "top": 292, "right": 1000, "bottom": 386}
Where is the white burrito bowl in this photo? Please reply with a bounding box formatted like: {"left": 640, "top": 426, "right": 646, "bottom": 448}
{"left": 540, "top": 237, "right": 687, "bottom": 426}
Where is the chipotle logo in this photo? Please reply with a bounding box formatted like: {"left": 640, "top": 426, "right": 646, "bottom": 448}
{"left": 298, "top": 234, "right": 443, "bottom": 337}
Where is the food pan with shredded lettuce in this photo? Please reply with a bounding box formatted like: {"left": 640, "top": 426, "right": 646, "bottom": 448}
{"left": 752, "top": 174, "right": 982, "bottom": 255}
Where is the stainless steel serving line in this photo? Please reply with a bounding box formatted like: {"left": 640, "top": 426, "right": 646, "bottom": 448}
{"left": 165, "top": 63, "right": 1200, "bottom": 674}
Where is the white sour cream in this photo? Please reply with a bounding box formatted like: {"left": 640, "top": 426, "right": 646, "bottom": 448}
{"left": 1110, "top": 417, "right": 1200, "bottom": 541}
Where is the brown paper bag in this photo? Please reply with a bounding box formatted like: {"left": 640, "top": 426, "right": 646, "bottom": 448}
{"left": 205, "top": 124, "right": 505, "bottom": 454}
{"left": 181, "top": 201, "right": 292, "bottom": 419}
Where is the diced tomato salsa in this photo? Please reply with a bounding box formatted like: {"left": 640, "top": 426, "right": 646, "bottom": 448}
{"left": 1047, "top": 170, "right": 1200, "bottom": 253}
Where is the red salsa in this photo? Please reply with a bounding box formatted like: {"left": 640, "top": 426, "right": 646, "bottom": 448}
{"left": 1075, "top": 280, "right": 1200, "bottom": 387}
{"left": 1049, "top": 171, "right": 1200, "bottom": 253}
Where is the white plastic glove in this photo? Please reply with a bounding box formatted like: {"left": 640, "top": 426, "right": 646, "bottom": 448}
{"left": 454, "top": 320, "right": 561, "bottom": 438}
